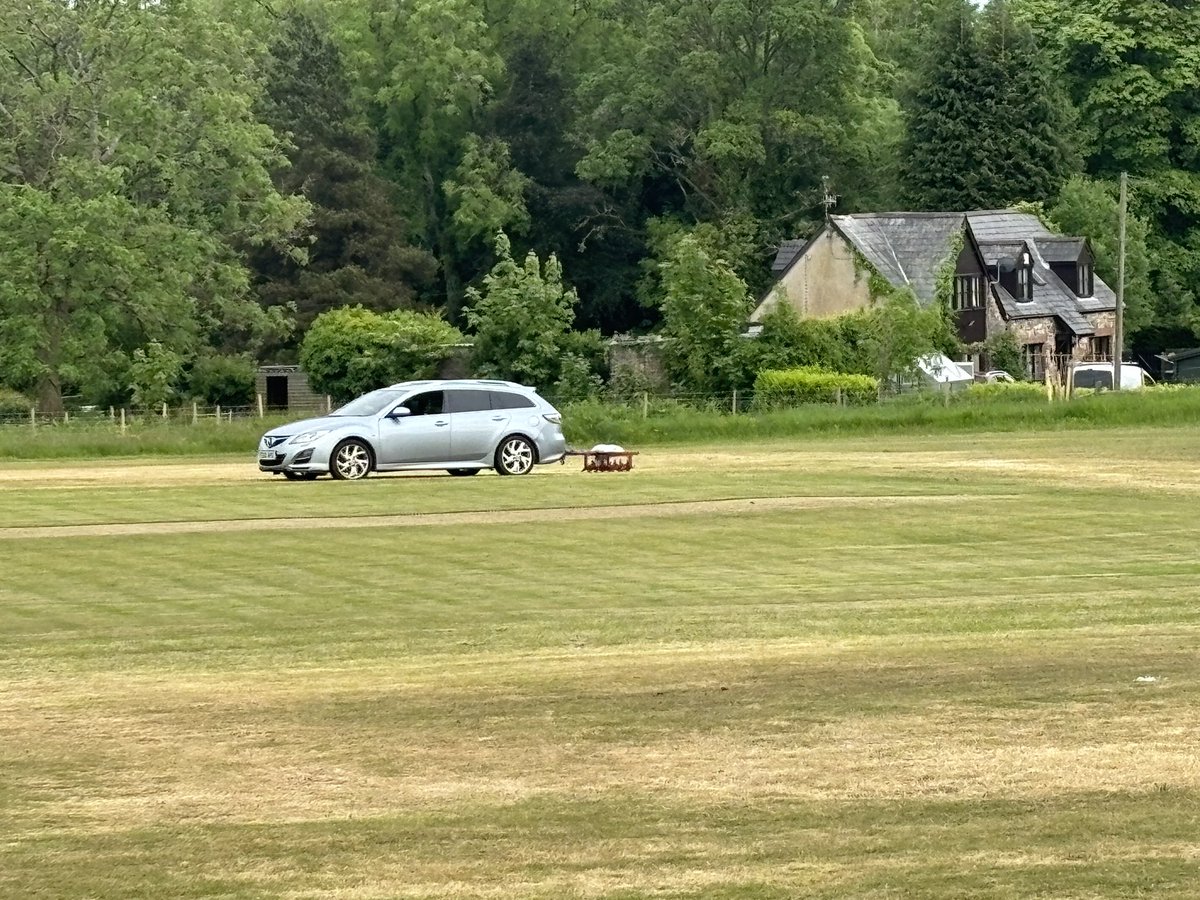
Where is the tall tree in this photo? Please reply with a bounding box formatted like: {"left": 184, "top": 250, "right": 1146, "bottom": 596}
{"left": 900, "top": 1, "right": 996, "bottom": 209}
{"left": 572, "top": 0, "right": 898, "bottom": 292}
{"left": 249, "top": 11, "right": 437, "bottom": 361}
{"left": 0, "top": 0, "right": 307, "bottom": 411}
{"left": 977, "top": 0, "right": 1077, "bottom": 204}
{"left": 1015, "top": 0, "right": 1200, "bottom": 343}
{"left": 338, "top": 0, "right": 526, "bottom": 316}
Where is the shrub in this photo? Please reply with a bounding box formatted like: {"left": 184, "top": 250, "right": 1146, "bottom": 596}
{"left": 188, "top": 354, "right": 256, "bottom": 406}
{"left": 300, "top": 306, "right": 464, "bottom": 403}
{"left": 753, "top": 367, "right": 879, "bottom": 409}
{"left": 0, "top": 387, "right": 31, "bottom": 418}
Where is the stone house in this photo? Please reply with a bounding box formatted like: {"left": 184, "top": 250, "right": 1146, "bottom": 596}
{"left": 751, "top": 210, "right": 1118, "bottom": 382}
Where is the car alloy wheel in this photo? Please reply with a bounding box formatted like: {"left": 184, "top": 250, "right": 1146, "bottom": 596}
{"left": 331, "top": 440, "right": 372, "bottom": 480}
{"left": 495, "top": 435, "right": 535, "bottom": 476}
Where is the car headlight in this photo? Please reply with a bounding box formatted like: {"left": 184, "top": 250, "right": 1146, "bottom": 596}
{"left": 291, "top": 429, "right": 332, "bottom": 446}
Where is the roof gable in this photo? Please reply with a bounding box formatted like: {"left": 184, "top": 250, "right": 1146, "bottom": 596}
{"left": 830, "top": 213, "right": 965, "bottom": 304}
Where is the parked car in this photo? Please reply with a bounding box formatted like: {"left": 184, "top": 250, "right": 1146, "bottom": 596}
{"left": 257, "top": 379, "right": 567, "bottom": 480}
{"left": 1071, "top": 362, "right": 1154, "bottom": 392}
{"left": 974, "top": 370, "right": 1016, "bottom": 384}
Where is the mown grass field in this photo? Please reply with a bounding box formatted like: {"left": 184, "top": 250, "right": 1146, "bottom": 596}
{"left": 3, "top": 427, "right": 1200, "bottom": 898}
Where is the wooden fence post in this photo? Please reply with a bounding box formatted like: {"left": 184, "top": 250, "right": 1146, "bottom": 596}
{"left": 642, "top": 391, "right": 649, "bottom": 419}
{"left": 732, "top": 389, "right": 739, "bottom": 415}
{"left": 326, "top": 395, "right": 333, "bottom": 414}
{"left": 215, "top": 404, "right": 221, "bottom": 423}
{"left": 29, "top": 405, "right": 36, "bottom": 430}
{"left": 257, "top": 393, "right": 264, "bottom": 418}
{"left": 192, "top": 402, "right": 198, "bottom": 425}
{"left": 119, "top": 408, "right": 127, "bottom": 435}
{"left": 63, "top": 410, "right": 69, "bottom": 424}
{"left": 161, "top": 402, "right": 168, "bottom": 419}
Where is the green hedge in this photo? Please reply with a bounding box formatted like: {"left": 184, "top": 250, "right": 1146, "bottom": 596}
{"left": 753, "top": 367, "right": 879, "bottom": 409}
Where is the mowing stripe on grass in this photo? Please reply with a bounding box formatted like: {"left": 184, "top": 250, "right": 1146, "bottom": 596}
{"left": 0, "top": 492, "right": 1015, "bottom": 540}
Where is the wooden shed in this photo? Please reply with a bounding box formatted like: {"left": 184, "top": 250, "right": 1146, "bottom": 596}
{"left": 255, "top": 366, "right": 327, "bottom": 413}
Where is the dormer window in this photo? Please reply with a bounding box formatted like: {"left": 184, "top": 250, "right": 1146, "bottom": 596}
{"left": 1016, "top": 261, "right": 1032, "bottom": 300}
{"left": 1077, "top": 262, "right": 1093, "bottom": 297}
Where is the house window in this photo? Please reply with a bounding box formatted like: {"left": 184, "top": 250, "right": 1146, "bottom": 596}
{"left": 953, "top": 274, "right": 982, "bottom": 310}
{"left": 1077, "top": 263, "right": 1093, "bottom": 297}
{"left": 1090, "top": 335, "right": 1112, "bottom": 361}
{"left": 1016, "top": 264, "right": 1032, "bottom": 300}
{"left": 1023, "top": 342, "right": 1045, "bottom": 381}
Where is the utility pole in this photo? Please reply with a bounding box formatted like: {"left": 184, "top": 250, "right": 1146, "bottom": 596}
{"left": 1114, "top": 172, "right": 1127, "bottom": 391}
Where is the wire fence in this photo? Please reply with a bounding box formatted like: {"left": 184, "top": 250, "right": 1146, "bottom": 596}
{"left": 0, "top": 367, "right": 1169, "bottom": 430}
{"left": 0, "top": 399, "right": 334, "bottom": 429}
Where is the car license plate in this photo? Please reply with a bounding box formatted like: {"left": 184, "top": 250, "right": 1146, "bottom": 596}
{"left": 258, "top": 448, "right": 275, "bottom": 460}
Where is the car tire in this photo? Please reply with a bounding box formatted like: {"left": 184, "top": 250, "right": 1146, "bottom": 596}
{"left": 283, "top": 471, "right": 319, "bottom": 481}
{"left": 330, "top": 439, "right": 373, "bottom": 481}
{"left": 494, "top": 435, "right": 536, "bottom": 476}
{"left": 447, "top": 468, "right": 480, "bottom": 476}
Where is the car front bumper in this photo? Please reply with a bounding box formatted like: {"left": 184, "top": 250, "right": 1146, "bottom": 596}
{"left": 257, "top": 443, "right": 332, "bottom": 475}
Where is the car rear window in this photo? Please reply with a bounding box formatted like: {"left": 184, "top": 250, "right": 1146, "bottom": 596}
{"left": 490, "top": 391, "right": 535, "bottom": 409}
{"left": 446, "top": 390, "right": 491, "bottom": 413}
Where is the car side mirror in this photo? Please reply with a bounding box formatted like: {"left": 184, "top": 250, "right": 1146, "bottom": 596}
{"left": 388, "top": 406, "right": 411, "bottom": 418}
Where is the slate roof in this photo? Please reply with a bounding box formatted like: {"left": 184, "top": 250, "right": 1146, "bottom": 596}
{"left": 829, "top": 212, "right": 965, "bottom": 305}
{"left": 767, "top": 208, "right": 1116, "bottom": 327}
{"left": 1036, "top": 237, "right": 1087, "bottom": 263}
{"left": 772, "top": 239, "right": 807, "bottom": 274}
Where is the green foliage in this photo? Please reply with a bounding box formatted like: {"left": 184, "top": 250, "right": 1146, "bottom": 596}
{"left": 754, "top": 368, "right": 880, "bottom": 409}
{"left": 866, "top": 291, "right": 945, "bottom": 384}
{"left": 740, "top": 303, "right": 876, "bottom": 384}
{"left": 249, "top": 11, "right": 436, "bottom": 355}
{"left": 963, "top": 381, "right": 1047, "bottom": 402}
{"left": 0, "top": 0, "right": 308, "bottom": 412}
{"left": 902, "top": 0, "right": 1075, "bottom": 210}
{"left": 1051, "top": 175, "right": 1154, "bottom": 340}
{"left": 465, "top": 232, "right": 598, "bottom": 396}
{"left": 300, "top": 306, "right": 464, "bottom": 402}
{"left": 984, "top": 330, "right": 1024, "bottom": 378}
{"left": 572, "top": 0, "right": 900, "bottom": 289}
{"left": 187, "top": 355, "right": 257, "bottom": 407}
{"left": 128, "top": 343, "right": 184, "bottom": 409}
{"left": 0, "top": 387, "right": 32, "bottom": 418}
{"left": 657, "top": 234, "right": 751, "bottom": 394}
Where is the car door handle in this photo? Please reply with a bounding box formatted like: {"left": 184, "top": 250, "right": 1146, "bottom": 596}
{"left": 491, "top": 416, "right": 505, "bottom": 421}
{"left": 434, "top": 420, "right": 449, "bottom": 427}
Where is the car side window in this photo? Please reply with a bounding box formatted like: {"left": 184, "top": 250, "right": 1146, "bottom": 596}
{"left": 445, "top": 390, "right": 491, "bottom": 413}
{"left": 490, "top": 391, "right": 535, "bottom": 410}
{"left": 402, "top": 391, "right": 444, "bottom": 416}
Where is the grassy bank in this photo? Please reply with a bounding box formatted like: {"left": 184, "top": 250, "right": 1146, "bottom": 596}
{"left": 0, "top": 387, "right": 1197, "bottom": 460}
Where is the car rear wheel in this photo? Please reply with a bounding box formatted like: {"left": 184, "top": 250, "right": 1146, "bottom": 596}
{"left": 330, "top": 439, "right": 372, "bottom": 480}
{"left": 494, "top": 435, "right": 535, "bottom": 476}
{"left": 283, "top": 471, "right": 319, "bottom": 481}
{"left": 447, "top": 468, "right": 480, "bottom": 476}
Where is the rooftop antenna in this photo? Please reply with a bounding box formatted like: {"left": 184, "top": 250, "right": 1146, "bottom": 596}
{"left": 821, "top": 176, "right": 838, "bottom": 222}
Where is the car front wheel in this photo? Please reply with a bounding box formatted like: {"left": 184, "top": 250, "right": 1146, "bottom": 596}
{"left": 330, "top": 439, "right": 372, "bottom": 480}
{"left": 494, "top": 435, "right": 535, "bottom": 476}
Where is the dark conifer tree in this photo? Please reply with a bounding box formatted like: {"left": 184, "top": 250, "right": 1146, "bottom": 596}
{"left": 901, "top": 0, "right": 995, "bottom": 210}
{"left": 977, "top": 0, "right": 1077, "bottom": 205}
{"left": 249, "top": 12, "right": 436, "bottom": 360}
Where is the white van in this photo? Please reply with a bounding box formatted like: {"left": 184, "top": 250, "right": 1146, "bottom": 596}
{"left": 1071, "top": 362, "right": 1154, "bottom": 391}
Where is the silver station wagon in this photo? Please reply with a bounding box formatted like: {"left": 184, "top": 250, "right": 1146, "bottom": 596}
{"left": 257, "top": 379, "right": 567, "bottom": 480}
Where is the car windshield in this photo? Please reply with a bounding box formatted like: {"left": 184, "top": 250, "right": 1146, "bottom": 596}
{"left": 332, "top": 389, "right": 406, "bottom": 417}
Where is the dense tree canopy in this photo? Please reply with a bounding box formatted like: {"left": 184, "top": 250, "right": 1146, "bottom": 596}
{"left": 2, "top": 0, "right": 1200, "bottom": 407}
